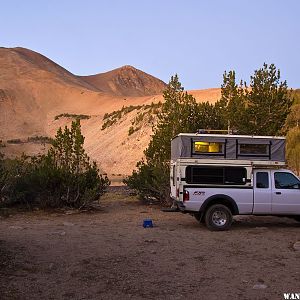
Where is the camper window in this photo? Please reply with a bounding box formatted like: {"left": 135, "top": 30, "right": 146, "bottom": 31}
{"left": 186, "top": 166, "right": 247, "bottom": 185}
{"left": 238, "top": 144, "right": 269, "bottom": 156}
{"left": 192, "top": 141, "right": 224, "bottom": 154}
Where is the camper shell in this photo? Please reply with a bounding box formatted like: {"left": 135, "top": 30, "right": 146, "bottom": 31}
{"left": 171, "top": 133, "right": 285, "bottom": 162}
{"left": 170, "top": 133, "right": 286, "bottom": 202}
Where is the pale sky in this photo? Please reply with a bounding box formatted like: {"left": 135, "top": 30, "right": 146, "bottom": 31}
{"left": 1, "top": 0, "right": 299, "bottom": 89}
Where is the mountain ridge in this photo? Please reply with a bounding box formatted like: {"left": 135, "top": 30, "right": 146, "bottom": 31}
{"left": 79, "top": 65, "right": 167, "bottom": 97}
{"left": 0, "top": 46, "right": 221, "bottom": 174}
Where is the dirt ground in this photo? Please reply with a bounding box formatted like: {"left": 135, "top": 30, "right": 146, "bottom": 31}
{"left": 1, "top": 187, "right": 300, "bottom": 300}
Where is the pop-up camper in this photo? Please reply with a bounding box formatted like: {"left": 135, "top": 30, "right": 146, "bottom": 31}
{"left": 170, "top": 132, "right": 300, "bottom": 230}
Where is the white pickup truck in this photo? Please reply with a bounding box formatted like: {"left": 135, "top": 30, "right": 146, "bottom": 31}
{"left": 170, "top": 132, "right": 300, "bottom": 230}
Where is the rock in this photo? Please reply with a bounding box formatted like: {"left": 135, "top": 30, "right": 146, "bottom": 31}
{"left": 144, "top": 239, "right": 157, "bottom": 243}
{"left": 63, "top": 222, "right": 74, "bottom": 226}
{"left": 9, "top": 226, "right": 23, "bottom": 230}
{"left": 254, "top": 227, "right": 268, "bottom": 230}
{"left": 52, "top": 231, "right": 66, "bottom": 236}
{"left": 253, "top": 283, "right": 268, "bottom": 290}
{"left": 293, "top": 241, "right": 300, "bottom": 251}
{"left": 65, "top": 210, "right": 77, "bottom": 215}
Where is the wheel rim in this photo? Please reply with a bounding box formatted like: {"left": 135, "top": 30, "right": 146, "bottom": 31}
{"left": 212, "top": 210, "right": 227, "bottom": 226}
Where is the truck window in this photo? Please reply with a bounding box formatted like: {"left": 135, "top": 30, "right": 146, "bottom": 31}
{"left": 186, "top": 166, "right": 246, "bottom": 185}
{"left": 256, "top": 172, "right": 269, "bottom": 188}
{"left": 274, "top": 172, "right": 300, "bottom": 189}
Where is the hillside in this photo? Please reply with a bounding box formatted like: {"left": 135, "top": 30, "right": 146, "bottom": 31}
{"left": 79, "top": 65, "right": 167, "bottom": 97}
{"left": 0, "top": 47, "right": 221, "bottom": 175}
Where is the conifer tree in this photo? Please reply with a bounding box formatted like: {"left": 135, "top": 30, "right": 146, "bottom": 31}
{"left": 246, "top": 63, "right": 292, "bottom": 135}
{"left": 218, "top": 63, "right": 292, "bottom": 135}
{"left": 126, "top": 75, "right": 222, "bottom": 203}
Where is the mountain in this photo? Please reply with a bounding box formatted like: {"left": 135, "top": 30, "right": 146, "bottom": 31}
{"left": 0, "top": 47, "right": 221, "bottom": 175}
{"left": 4, "top": 47, "right": 99, "bottom": 91}
{"left": 79, "top": 65, "right": 167, "bottom": 97}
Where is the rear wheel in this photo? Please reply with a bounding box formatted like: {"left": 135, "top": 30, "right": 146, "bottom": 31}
{"left": 205, "top": 204, "right": 233, "bottom": 231}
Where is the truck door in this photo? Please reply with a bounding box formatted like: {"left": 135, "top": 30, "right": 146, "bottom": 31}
{"left": 271, "top": 171, "right": 300, "bottom": 214}
{"left": 253, "top": 170, "right": 272, "bottom": 213}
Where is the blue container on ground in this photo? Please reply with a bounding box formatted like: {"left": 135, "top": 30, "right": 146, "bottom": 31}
{"left": 143, "top": 219, "right": 153, "bottom": 228}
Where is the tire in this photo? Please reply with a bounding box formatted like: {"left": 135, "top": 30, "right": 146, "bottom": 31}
{"left": 204, "top": 204, "right": 233, "bottom": 231}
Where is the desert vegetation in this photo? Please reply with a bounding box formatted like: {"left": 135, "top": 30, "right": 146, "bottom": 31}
{"left": 128, "top": 102, "right": 162, "bottom": 136}
{"left": 6, "top": 138, "right": 23, "bottom": 144}
{"left": 101, "top": 105, "right": 144, "bottom": 130}
{"left": 125, "top": 63, "right": 294, "bottom": 204}
{"left": 285, "top": 89, "right": 300, "bottom": 174}
{"left": 27, "top": 135, "right": 53, "bottom": 144}
{"left": 101, "top": 102, "right": 162, "bottom": 133}
{"left": 54, "top": 113, "right": 91, "bottom": 121}
{"left": 0, "top": 120, "right": 109, "bottom": 209}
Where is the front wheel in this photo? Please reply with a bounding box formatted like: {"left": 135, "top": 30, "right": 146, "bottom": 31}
{"left": 205, "top": 204, "right": 233, "bottom": 231}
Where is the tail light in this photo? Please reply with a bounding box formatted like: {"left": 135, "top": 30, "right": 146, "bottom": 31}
{"left": 183, "top": 190, "right": 189, "bottom": 202}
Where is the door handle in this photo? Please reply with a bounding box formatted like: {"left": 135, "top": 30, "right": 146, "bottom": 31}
{"left": 275, "top": 192, "right": 281, "bottom": 195}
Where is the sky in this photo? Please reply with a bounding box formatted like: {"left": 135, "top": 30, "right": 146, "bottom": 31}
{"left": 1, "top": 0, "right": 299, "bottom": 89}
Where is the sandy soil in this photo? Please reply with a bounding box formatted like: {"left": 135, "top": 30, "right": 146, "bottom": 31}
{"left": 1, "top": 188, "right": 300, "bottom": 300}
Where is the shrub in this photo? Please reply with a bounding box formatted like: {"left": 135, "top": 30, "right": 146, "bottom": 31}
{"left": 54, "top": 113, "right": 90, "bottom": 121}
{"left": 0, "top": 148, "right": 7, "bottom": 200}
{"left": 1, "top": 120, "right": 110, "bottom": 209}
{"left": 101, "top": 103, "right": 160, "bottom": 131}
{"left": 27, "top": 136, "right": 53, "bottom": 144}
{"left": 128, "top": 126, "right": 135, "bottom": 136}
{"left": 124, "top": 160, "right": 170, "bottom": 205}
{"left": 6, "top": 139, "right": 22, "bottom": 144}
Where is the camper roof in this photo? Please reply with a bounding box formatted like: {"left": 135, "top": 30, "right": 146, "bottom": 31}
{"left": 172, "top": 133, "right": 285, "bottom": 141}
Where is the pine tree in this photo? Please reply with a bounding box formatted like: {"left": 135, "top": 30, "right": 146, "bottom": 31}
{"left": 247, "top": 63, "right": 292, "bottom": 135}
{"left": 126, "top": 75, "right": 222, "bottom": 204}
{"left": 49, "top": 120, "right": 89, "bottom": 174}
{"left": 216, "top": 71, "right": 248, "bottom": 133}
{"left": 218, "top": 63, "right": 293, "bottom": 135}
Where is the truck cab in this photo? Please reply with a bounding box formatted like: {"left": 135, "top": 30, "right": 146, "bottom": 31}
{"left": 253, "top": 169, "right": 300, "bottom": 214}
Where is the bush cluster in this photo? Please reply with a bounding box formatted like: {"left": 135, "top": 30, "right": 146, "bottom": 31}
{"left": 54, "top": 113, "right": 90, "bottom": 121}
{"left": 128, "top": 102, "right": 162, "bottom": 136}
{"left": 27, "top": 136, "right": 53, "bottom": 144}
{"left": 0, "top": 120, "right": 109, "bottom": 209}
{"left": 101, "top": 105, "right": 144, "bottom": 130}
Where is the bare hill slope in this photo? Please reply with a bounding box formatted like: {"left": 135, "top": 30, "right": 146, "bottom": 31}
{"left": 79, "top": 65, "right": 167, "bottom": 97}
{"left": 0, "top": 47, "right": 221, "bottom": 175}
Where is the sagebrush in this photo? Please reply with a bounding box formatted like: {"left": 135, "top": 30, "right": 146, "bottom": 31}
{"left": 1, "top": 120, "right": 109, "bottom": 209}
